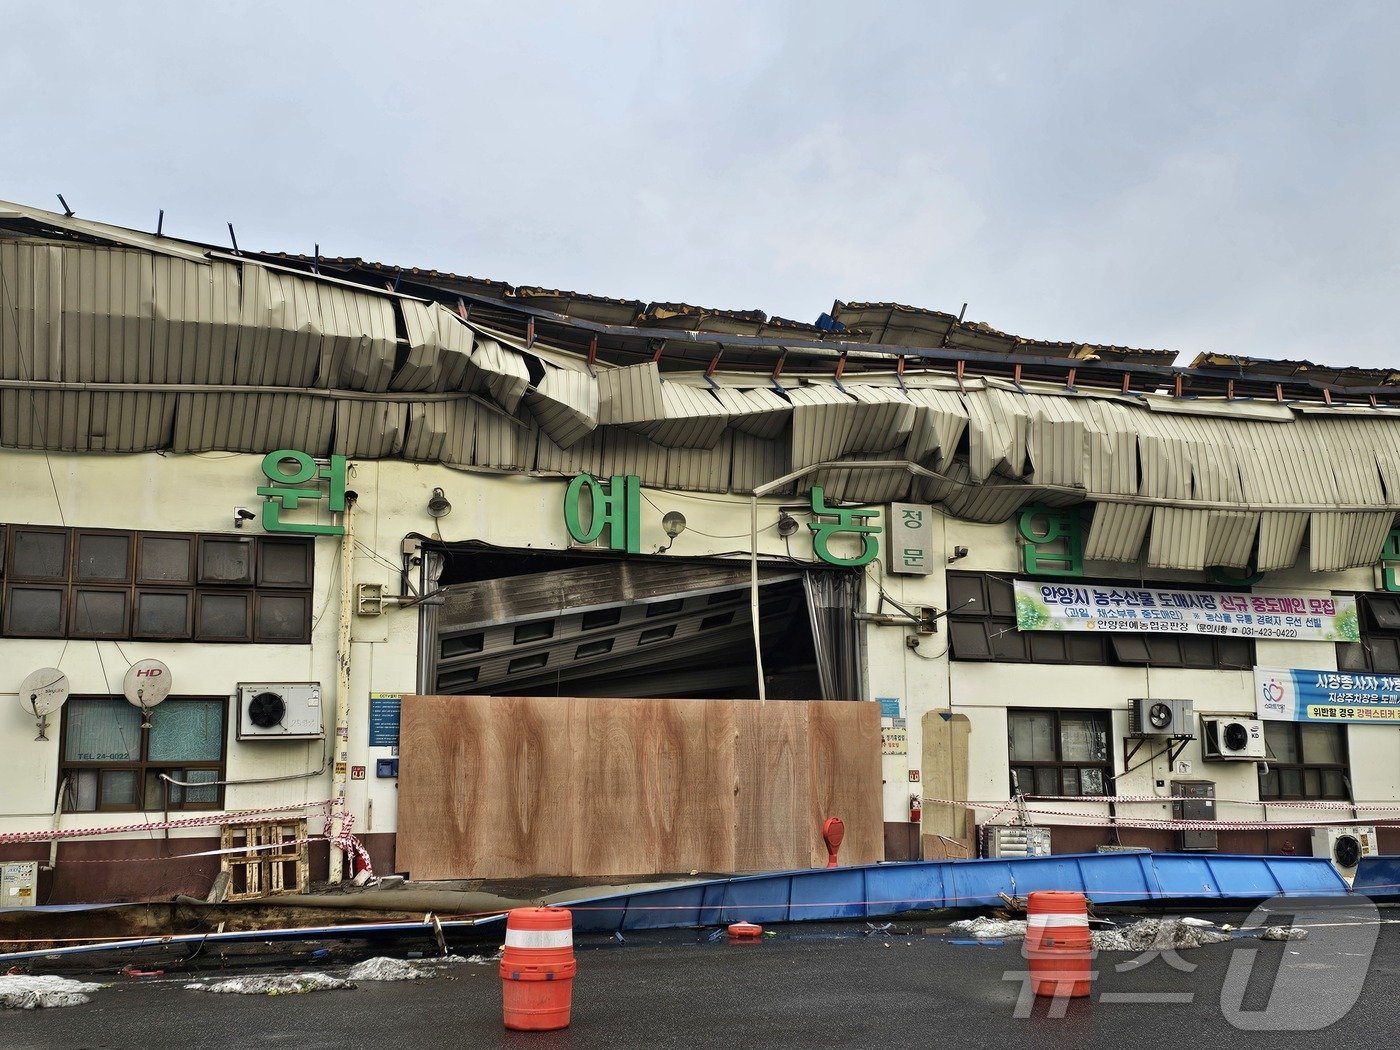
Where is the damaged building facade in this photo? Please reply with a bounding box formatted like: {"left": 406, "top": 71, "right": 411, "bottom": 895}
{"left": 0, "top": 199, "right": 1398, "bottom": 904}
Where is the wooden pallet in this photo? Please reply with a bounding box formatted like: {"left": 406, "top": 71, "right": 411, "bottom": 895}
{"left": 220, "top": 819, "right": 309, "bottom": 900}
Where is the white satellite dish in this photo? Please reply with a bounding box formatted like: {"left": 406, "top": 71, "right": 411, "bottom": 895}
{"left": 123, "top": 659, "right": 173, "bottom": 728}
{"left": 19, "top": 668, "right": 69, "bottom": 741}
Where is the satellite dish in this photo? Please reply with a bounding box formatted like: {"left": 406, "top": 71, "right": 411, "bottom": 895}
{"left": 20, "top": 668, "right": 70, "bottom": 718}
{"left": 123, "top": 659, "right": 173, "bottom": 727}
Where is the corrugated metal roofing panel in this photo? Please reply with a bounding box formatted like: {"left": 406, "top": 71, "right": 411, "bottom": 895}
{"left": 474, "top": 409, "right": 532, "bottom": 471}
{"left": 392, "top": 301, "right": 479, "bottom": 393}
{"left": 1084, "top": 502, "right": 1151, "bottom": 562}
{"left": 597, "top": 362, "right": 664, "bottom": 426}
{"left": 1256, "top": 512, "right": 1308, "bottom": 571}
{"left": 0, "top": 390, "right": 175, "bottom": 451}
{"left": 471, "top": 337, "right": 530, "bottom": 413}
{"left": 233, "top": 264, "right": 323, "bottom": 386}
{"left": 0, "top": 240, "right": 64, "bottom": 381}
{"left": 710, "top": 383, "right": 791, "bottom": 440}
{"left": 1308, "top": 511, "right": 1395, "bottom": 572}
{"left": 960, "top": 387, "right": 1028, "bottom": 481}
{"left": 403, "top": 401, "right": 475, "bottom": 465}
{"left": 604, "top": 428, "right": 670, "bottom": 487}
{"left": 939, "top": 479, "right": 1044, "bottom": 523}
{"left": 1081, "top": 400, "right": 1139, "bottom": 495}
{"left": 809, "top": 452, "right": 913, "bottom": 504}
{"left": 151, "top": 255, "right": 242, "bottom": 385}
{"left": 535, "top": 425, "right": 606, "bottom": 477}
{"left": 60, "top": 245, "right": 152, "bottom": 383}
{"left": 901, "top": 386, "right": 969, "bottom": 471}
{"left": 785, "top": 383, "right": 915, "bottom": 471}
{"left": 524, "top": 364, "right": 599, "bottom": 448}
{"left": 0, "top": 199, "right": 210, "bottom": 262}
{"left": 636, "top": 381, "right": 729, "bottom": 450}
{"left": 1023, "top": 392, "right": 1088, "bottom": 488}
{"left": 1147, "top": 507, "right": 1209, "bottom": 570}
{"left": 730, "top": 432, "right": 792, "bottom": 496}
{"left": 1202, "top": 510, "right": 1258, "bottom": 568}
{"left": 171, "top": 392, "right": 333, "bottom": 454}
{"left": 334, "top": 400, "right": 406, "bottom": 458}
{"left": 664, "top": 436, "right": 733, "bottom": 493}
{"left": 315, "top": 283, "right": 397, "bottom": 392}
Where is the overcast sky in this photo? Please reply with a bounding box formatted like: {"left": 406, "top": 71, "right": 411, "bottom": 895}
{"left": 4, "top": 1, "right": 1398, "bottom": 367}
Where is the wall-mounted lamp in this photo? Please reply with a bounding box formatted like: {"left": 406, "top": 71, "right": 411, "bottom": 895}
{"left": 776, "top": 512, "right": 800, "bottom": 537}
{"left": 427, "top": 488, "right": 452, "bottom": 518}
{"left": 658, "top": 511, "right": 687, "bottom": 553}
{"left": 947, "top": 545, "right": 969, "bottom": 563}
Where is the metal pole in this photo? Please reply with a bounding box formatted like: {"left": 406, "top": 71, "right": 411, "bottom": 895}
{"left": 750, "top": 494, "right": 766, "bottom": 702}
{"left": 329, "top": 493, "right": 357, "bottom": 883}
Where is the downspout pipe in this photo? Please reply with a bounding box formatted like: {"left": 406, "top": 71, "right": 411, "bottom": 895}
{"left": 329, "top": 492, "right": 358, "bottom": 883}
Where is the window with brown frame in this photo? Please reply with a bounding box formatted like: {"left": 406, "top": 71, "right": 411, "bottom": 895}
{"left": 59, "top": 696, "right": 228, "bottom": 813}
{"left": 1, "top": 527, "right": 313, "bottom": 644}
{"left": 947, "top": 572, "right": 1254, "bottom": 669}
{"left": 1336, "top": 594, "right": 1400, "bottom": 673}
{"left": 1008, "top": 709, "right": 1113, "bottom": 798}
{"left": 1258, "top": 722, "right": 1349, "bottom": 801}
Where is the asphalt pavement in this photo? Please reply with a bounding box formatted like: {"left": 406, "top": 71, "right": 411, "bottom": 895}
{"left": 3, "top": 902, "right": 1398, "bottom": 1050}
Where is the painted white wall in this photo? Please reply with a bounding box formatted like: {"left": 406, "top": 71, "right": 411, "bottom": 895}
{"left": 2, "top": 448, "right": 1397, "bottom": 850}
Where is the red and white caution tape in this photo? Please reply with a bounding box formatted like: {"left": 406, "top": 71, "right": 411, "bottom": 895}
{"left": 0, "top": 801, "right": 336, "bottom": 846}
{"left": 920, "top": 795, "right": 1400, "bottom": 831}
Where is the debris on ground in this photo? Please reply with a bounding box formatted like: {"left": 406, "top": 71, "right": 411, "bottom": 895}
{"left": 1259, "top": 926, "right": 1309, "bottom": 941}
{"left": 1092, "top": 918, "right": 1232, "bottom": 951}
{"left": 0, "top": 975, "right": 105, "bottom": 1010}
{"left": 346, "top": 957, "right": 436, "bottom": 981}
{"left": 185, "top": 973, "right": 353, "bottom": 995}
{"left": 949, "top": 916, "right": 1028, "bottom": 939}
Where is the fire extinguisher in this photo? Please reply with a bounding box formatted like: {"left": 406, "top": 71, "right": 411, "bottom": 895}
{"left": 910, "top": 793, "right": 922, "bottom": 824}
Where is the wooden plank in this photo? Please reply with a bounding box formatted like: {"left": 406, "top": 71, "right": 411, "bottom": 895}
{"left": 920, "top": 710, "right": 973, "bottom": 860}
{"left": 807, "top": 701, "right": 883, "bottom": 866}
{"left": 734, "top": 699, "right": 808, "bottom": 872}
{"left": 648, "top": 698, "right": 737, "bottom": 873}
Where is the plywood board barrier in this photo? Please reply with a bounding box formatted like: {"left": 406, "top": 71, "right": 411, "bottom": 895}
{"left": 397, "top": 695, "right": 883, "bottom": 880}
{"left": 920, "top": 710, "right": 973, "bottom": 860}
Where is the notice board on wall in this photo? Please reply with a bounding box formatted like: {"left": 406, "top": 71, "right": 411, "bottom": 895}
{"left": 395, "top": 695, "right": 883, "bottom": 880}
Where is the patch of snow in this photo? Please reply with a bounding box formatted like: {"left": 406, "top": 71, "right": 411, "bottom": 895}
{"left": 185, "top": 973, "right": 353, "bottom": 995}
{"left": 346, "top": 957, "right": 435, "bottom": 982}
{"left": 0, "top": 974, "right": 104, "bottom": 1010}
{"left": 1092, "top": 918, "right": 1231, "bottom": 952}
{"left": 949, "top": 917, "right": 1028, "bottom": 939}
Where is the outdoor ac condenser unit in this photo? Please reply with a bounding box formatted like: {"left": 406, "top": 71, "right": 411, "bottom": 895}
{"left": 1201, "top": 717, "right": 1267, "bottom": 760}
{"left": 237, "top": 683, "right": 324, "bottom": 740}
{"left": 1129, "top": 698, "right": 1194, "bottom": 737}
{"left": 986, "top": 826, "right": 1052, "bottom": 859}
{"left": 1311, "top": 826, "right": 1379, "bottom": 881}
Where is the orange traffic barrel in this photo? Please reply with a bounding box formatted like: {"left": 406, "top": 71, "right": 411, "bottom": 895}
{"left": 500, "top": 907, "right": 577, "bottom": 1031}
{"left": 1024, "top": 891, "right": 1094, "bottom": 998}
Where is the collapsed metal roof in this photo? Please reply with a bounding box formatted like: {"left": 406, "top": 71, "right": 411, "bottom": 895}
{"left": 3, "top": 197, "right": 1400, "bottom": 574}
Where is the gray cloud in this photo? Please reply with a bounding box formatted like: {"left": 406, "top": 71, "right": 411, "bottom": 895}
{"left": 3, "top": 0, "right": 1398, "bottom": 366}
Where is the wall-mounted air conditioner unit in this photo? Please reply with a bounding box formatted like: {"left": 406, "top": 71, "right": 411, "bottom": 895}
{"left": 1311, "top": 826, "right": 1378, "bottom": 881}
{"left": 985, "top": 826, "right": 1052, "bottom": 859}
{"left": 1201, "top": 717, "right": 1266, "bottom": 760}
{"left": 1129, "top": 698, "right": 1194, "bottom": 738}
{"left": 237, "top": 683, "right": 324, "bottom": 741}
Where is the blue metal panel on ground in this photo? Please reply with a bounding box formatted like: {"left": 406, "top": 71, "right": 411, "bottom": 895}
{"left": 1353, "top": 855, "right": 1400, "bottom": 898}
{"left": 557, "top": 852, "right": 1354, "bottom": 933}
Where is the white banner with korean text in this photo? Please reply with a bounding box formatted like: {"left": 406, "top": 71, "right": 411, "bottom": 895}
{"left": 1012, "top": 581, "right": 1359, "bottom": 642}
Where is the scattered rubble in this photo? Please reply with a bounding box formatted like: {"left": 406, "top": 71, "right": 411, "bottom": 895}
{"left": 1259, "top": 925, "right": 1308, "bottom": 941}
{"left": 0, "top": 975, "right": 105, "bottom": 1010}
{"left": 1093, "top": 919, "right": 1232, "bottom": 951}
{"left": 949, "top": 917, "right": 1028, "bottom": 939}
{"left": 185, "top": 973, "right": 353, "bottom": 995}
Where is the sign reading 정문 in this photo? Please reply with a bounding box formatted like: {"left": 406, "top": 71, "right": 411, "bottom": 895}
{"left": 887, "top": 503, "right": 932, "bottom": 575}
{"left": 1257, "top": 667, "right": 1400, "bottom": 724}
{"left": 1013, "top": 581, "right": 1359, "bottom": 642}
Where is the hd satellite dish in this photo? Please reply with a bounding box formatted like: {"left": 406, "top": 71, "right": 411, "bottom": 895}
{"left": 19, "top": 668, "right": 69, "bottom": 741}
{"left": 123, "top": 659, "right": 173, "bottom": 728}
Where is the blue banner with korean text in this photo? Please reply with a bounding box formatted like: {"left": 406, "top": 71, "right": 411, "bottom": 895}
{"left": 1256, "top": 668, "right": 1400, "bottom": 724}
{"left": 1012, "top": 581, "right": 1359, "bottom": 642}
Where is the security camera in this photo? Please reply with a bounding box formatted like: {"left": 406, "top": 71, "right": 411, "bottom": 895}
{"left": 234, "top": 508, "right": 256, "bottom": 529}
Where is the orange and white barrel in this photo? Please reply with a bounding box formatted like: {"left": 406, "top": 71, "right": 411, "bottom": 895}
{"left": 499, "top": 907, "right": 577, "bottom": 1031}
{"left": 1024, "top": 890, "right": 1094, "bottom": 998}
